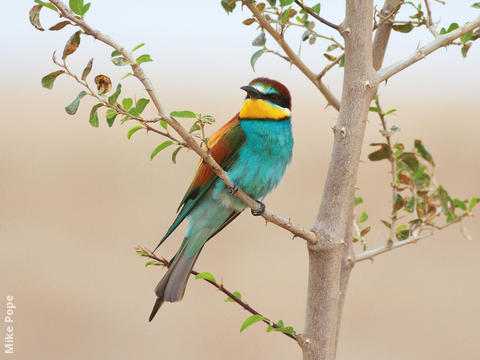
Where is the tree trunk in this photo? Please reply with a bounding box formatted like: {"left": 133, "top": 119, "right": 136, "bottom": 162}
{"left": 300, "top": 1, "right": 376, "bottom": 359}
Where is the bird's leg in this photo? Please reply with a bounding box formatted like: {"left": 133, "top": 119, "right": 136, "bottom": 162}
{"left": 251, "top": 200, "right": 265, "bottom": 216}
{"left": 228, "top": 183, "right": 239, "bottom": 195}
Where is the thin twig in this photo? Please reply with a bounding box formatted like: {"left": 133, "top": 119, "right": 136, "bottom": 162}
{"left": 376, "top": 16, "right": 480, "bottom": 83}
{"left": 424, "top": 0, "right": 440, "bottom": 37}
{"left": 243, "top": 0, "right": 341, "bottom": 110}
{"left": 138, "top": 247, "right": 298, "bottom": 341}
{"left": 374, "top": 96, "right": 397, "bottom": 246}
{"left": 318, "top": 54, "right": 343, "bottom": 79}
{"left": 293, "top": 0, "right": 338, "bottom": 30}
{"left": 354, "top": 232, "right": 431, "bottom": 262}
{"left": 49, "top": 0, "right": 319, "bottom": 245}
{"left": 355, "top": 212, "right": 473, "bottom": 262}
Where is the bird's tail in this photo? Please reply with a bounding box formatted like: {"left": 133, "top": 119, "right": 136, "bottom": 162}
{"left": 149, "top": 243, "right": 201, "bottom": 321}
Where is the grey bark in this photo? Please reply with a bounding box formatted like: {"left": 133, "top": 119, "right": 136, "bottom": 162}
{"left": 301, "top": 1, "right": 377, "bottom": 359}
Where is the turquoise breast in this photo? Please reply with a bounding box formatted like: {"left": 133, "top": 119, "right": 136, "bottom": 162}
{"left": 212, "top": 119, "right": 293, "bottom": 211}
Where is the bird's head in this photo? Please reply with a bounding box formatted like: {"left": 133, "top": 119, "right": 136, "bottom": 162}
{"left": 238, "top": 78, "right": 291, "bottom": 121}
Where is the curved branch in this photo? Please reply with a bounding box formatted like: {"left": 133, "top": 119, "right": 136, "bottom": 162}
{"left": 243, "top": 1, "right": 341, "bottom": 110}
{"left": 137, "top": 247, "right": 298, "bottom": 341}
{"left": 48, "top": 0, "right": 318, "bottom": 245}
{"left": 377, "top": 16, "right": 480, "bottom": 83}
{"left": 293, "top": 0, "right": 339, "bottom": 30}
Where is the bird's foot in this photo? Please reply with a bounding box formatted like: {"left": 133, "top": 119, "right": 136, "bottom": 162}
{"left": 251, "top": 200, "right": 265, "bottom": 216}
{"left": 228, "top": 183, "right": 239, "bottom": 195}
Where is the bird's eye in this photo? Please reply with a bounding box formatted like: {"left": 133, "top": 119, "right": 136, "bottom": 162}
{"left": 269, "top": 94, "right": 279, "bottom": 103}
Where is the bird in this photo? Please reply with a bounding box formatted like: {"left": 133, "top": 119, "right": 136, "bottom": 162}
{"left": 149, "top": 77, "right": 294, "bottom": 321}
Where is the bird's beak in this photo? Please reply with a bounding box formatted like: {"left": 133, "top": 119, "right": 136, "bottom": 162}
{"left": 240, "top": 85, "right": 264, "bottom": 99}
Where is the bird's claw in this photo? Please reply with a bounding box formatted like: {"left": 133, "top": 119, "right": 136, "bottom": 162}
{"left": 229, "top": 184, "right": 239, "bottom": 195}
{"left": 251, "top": 200, "right": 265, "bottom": 216}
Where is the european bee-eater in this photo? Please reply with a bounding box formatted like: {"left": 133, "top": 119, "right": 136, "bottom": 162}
{"left": 149, "top": 77, "right": 294, "bottom": 321}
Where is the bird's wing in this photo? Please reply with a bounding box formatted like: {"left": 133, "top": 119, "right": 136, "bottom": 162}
{"left": 153, "top": 114, "right": 246, "bottom": 251}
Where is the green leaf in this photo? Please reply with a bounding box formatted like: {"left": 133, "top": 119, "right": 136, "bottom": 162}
{"left": 151, "top": 141, "right": 174, "bottom": 160}
{"left": 121, "top": 72, "right": 133, "bottom": 80}
{"left": 396, "top": 229, "right": 410, "bottom": 241}
{"left": 243, "top": 18, "right": 256, "bottom": 25}
{"left": 311, "top": 3, "right": 321, "bottom": 14}
{"left": 240, "top": 315, "right": 265, "bottom": 333}
{"left": 393, "top": 22, "right": 414, "bottom": 33}
{"left": 65, "top": 91, "right": 87, "bottom": 115}
{"left": 280, "top": 0, "right": 294, "bottom": 6}
{"left": 160, "top": 119, "right": 168, "bottom": 130}
{"left": 29, "top": 4, "right": 44, "bottom": 31}
{"left": 81, "top": 2, "right": 91, "bottom": 16}
{"left": 89, "top": 104, "right": 103, "bottom": 128}
{"left": 194, "top": 271, "right": 217, "bottom": 283}
{"left": 145, "top": 260, "right": 162, "bottom": 267}
{"left": 136, "top": 54, "right": 153, "bottom": 64}
{"left": 267, "top": 0, "right": 276, "bottom": 6}
{"left": 132, "top": 43, "right": 145, "bottom": 52}
{"left": 440, "top": 22, "right": 459, "bottom": 34}
{"left": 473, "top": 3, "right": 480, "bottom": 9}
{"left": 360, "top": 226, "right": 371, "bottom": 237}
{"left": 41, "top": 70, "right": 64, "bottom": 89}
{"left": 135, "top": 98, "right": 150, "bottom": 114}
{"left": 461, "top": 31, "right": 473, "bottom": 43}
{"left": 280, "top": 7, "right": 292, "bottom": 24}
{"left": 49, "top": 21, "right": 71, "bottom": 31}
{"left": 468, "top": 197, "right": 480, "bottom": 212}
{"left": 398, "top": 152, "right": 419, "bottom": 172}
{"left": 122, "top": 98, "right": 133, "bottom": 111}
{"left": 339, "top": 57, "right": 345, "bottom": 67}
{"left": 302, "top": 29, "right": 310, "bottom": 41}
{"left": 127, "top": 125, "right": 144, "bottom": 139}
{"left": 326, "top": 44, "right": 339, "bottom": 52}
{"left": 252, "top": 32, "right": 266, "bottom": 47}
{"left": 381, "top": 220, "right": 391, "bottom": 229}
{"left": 414, "top": 139, "right": 434, "bottom": 165}
{"left": 359, "top": 211, "right": 368, "bottom": 223}
{"left": 453, "top": 198, "right": 467, "bottom": 211}
{"left": 225, "top": 291, "right": 242, "bottom": 302}
{"left": 354, "top": 197, "right": 363, "bottom": 206}
{"left": 221, "top": 0, "right": 236, "bottom": 13}
{"left": 462, "top": 43, "right": 472, "bottom": 58}
{"left": 69, "top": 0, "right": 85, "bottom": 15}
{"left": 34, "top": 0, "right": 58, "bottom": 12}
{"left": 106, "top": 109, "right": 117, "bottom": 127}
{"left": 108, "top": 84, "right": 122, "bottom": 105}
{"left": 170, "top": 110, "right": 197, "bottom": 118}
{"left": 81, "top": 58, "right": 93, "bottom": 81}
{"left": 62, "top": 30, "right": 82, "bottom": 60}
{"left": 438, "top": 186, "right": 455, "bottom": 219}
{"left": 250, "top": 49, "right": 264, "bottom": 71}
{"left": 385, "top": 109, "right": 398, "bottom": 115}
{"left": 111, "top": 50, "right": 121, "bottom": 57}
{"left": 171, "top": 146, "right": 182, "bottom": 164}
{"left": 135, "top": 248, "right": 149, "bottom": 257}
{"left": 368, "top": 143, "right": 391, "bottom": 161}
{"left": 369, "top": 107, "right": 381, "bottom": 113}
{"left": 393, "top": 194, "right": 405, "bottom": 212}
{"left": 111, "top": 57, "right": 130, "bottom": 66}
{"left": 323, "top": 53, "right": 336, "bottom": 61}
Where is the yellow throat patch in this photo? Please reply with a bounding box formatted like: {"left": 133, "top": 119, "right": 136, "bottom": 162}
{"left": 239, "top": 99, "right": 290, "bottom": 120}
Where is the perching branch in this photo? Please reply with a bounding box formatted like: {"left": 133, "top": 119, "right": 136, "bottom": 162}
{"left": 243, "top": 0, "right": 341, "bottom": 110}
{"left": 377, "top": 16, "right": 480, "bottom": 82}
{"left": 137, "top": 247, "right": 298, "bottom": 341}
{"left": 293, "top": 0, "right": 339, "bottom": 31}
{"left": 49, "top": 0, "right": 319, "bottom": 245}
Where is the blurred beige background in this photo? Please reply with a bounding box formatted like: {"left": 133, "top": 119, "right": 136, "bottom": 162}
{"left": 1, "top": 1, "right": 479, "bottom": 359}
